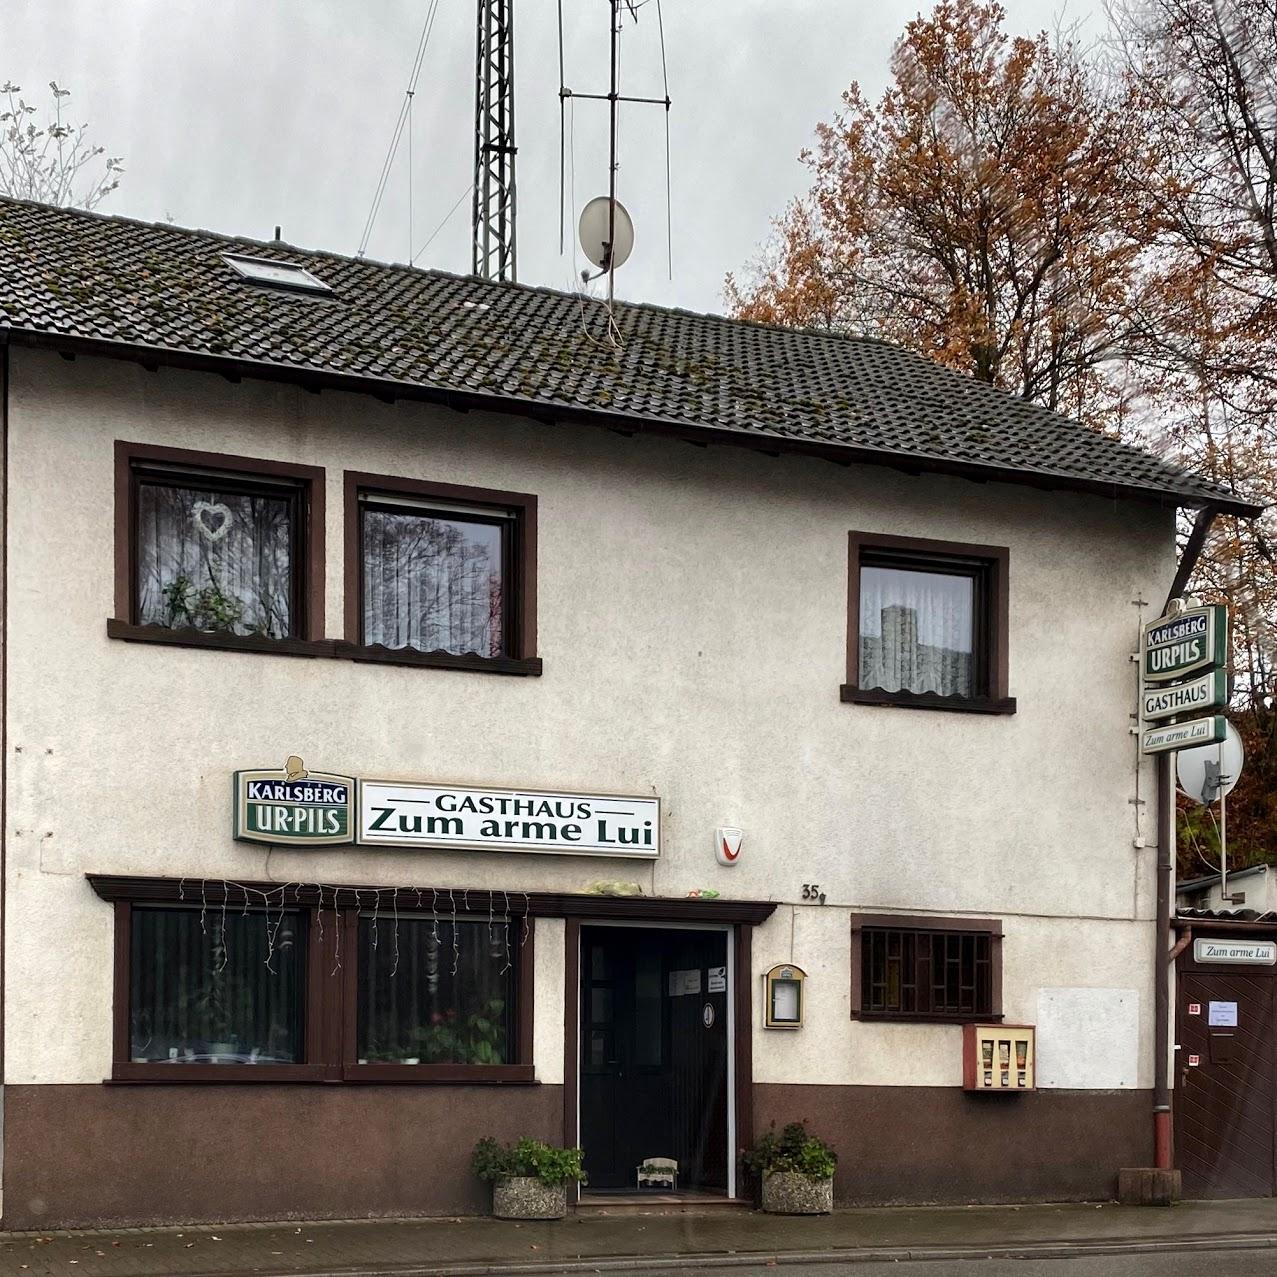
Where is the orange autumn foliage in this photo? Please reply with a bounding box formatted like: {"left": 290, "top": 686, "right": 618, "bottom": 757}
{"left": 730, "top": 0, "right": 1277, "bottom": 873}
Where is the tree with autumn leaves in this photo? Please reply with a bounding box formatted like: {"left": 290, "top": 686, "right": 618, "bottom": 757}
{"left": 729, "top": 0, "right": 1277, "bottom": 875}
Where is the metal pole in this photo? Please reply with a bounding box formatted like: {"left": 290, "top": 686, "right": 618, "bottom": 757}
{"left": 1220, "top": 781, "right": 1228, "bottom": 902}
{"left": 1154, "top": 750, "right": 1173, "bottom": 1169}
{"left": 1153, "top": 504, "right": 1219, "bottom": 1173}
{"left": 607, "top": 0, "right": 619, "bottom": 305}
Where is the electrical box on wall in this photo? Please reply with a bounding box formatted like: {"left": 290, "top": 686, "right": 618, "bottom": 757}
{"left": 962, "top": 1024, "right": 1036, "bottom": 1092}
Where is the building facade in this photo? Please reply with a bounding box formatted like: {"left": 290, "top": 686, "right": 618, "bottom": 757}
{"left": 0, "top": 198, "right": 1259, "bottom": 1229}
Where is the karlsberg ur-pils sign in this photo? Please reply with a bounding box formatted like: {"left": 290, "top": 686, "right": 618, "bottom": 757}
{"left": 233, "top": 757, "right": 355, "bottom": 846}
{"left": 233, "top": 758, "right": 660, "bottom": 858}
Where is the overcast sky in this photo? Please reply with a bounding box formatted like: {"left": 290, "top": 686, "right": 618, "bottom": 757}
{"left": 5, "top": 0, "right": 1098, "bottom": 313}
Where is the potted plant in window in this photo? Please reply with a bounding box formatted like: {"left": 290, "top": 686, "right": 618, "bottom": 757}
{"left": 472, "top": 1137, "right": 586, "bottom": 1220}
{"left": 743, "top": 1121, "right": 837, "bottom": 1215}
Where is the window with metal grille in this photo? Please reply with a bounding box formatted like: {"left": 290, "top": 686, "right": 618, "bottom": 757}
{"left": 851, "top": 916, "right": 1001, "bottom": 1022}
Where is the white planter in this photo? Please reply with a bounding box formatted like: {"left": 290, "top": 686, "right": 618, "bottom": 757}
{"left": 761, "top": 1171, "right": 834, "bottom": 1215}
{"left": 491, "top": 1176, "right": 568, "bottom": 1220}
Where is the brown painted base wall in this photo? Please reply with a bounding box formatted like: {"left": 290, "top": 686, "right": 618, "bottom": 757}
{"left": 2, "top": 1084, "right": 563, "bottom": 1230}
{"left": 3, "top": 1083, "right": 1151, "bottom": 1228}
{"left": 754, "top": 1084, "right": 1153, "bottom": 1206}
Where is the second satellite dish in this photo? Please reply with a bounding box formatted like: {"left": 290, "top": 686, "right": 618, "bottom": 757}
{"left": 579, "top": 196, "right": 635, "bottom": 271}
{"left": 1177, "top": 720, "right": 1245, "bottom": 804}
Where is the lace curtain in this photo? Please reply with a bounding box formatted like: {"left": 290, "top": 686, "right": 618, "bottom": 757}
{"left": 362, "top": 508, "right": 504, "bottom": 656}
{"left": 859, "top": 564, "right": 974, "bottom": 696}
{"left": 136, "top": 482, "right": 293, "bottom": 637}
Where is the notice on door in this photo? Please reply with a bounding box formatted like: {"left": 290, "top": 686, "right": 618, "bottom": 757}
{"left": 668, "top": 969, "right": 701, "bottom": 997}
{"left": 1208, "top": 1000, "right": 1239, "bottom": 1027}
{"left": 708, "top": 966, "right": 726, "bottom": 993}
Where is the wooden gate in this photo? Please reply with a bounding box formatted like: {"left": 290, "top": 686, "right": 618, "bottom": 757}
{"left": 1176, "top": 941, "right": 1277, "bottom": 1198}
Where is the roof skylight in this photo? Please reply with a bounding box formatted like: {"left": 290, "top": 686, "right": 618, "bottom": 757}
{"left": 222, "top": 253, "right": 332, "bottom": 295}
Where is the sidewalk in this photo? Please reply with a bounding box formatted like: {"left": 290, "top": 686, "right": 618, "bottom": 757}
{"left": 1, "top": 1198, "right": 1275, "bottom": 1277}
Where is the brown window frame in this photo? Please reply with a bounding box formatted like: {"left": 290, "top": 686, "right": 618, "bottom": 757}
{"left": 842, "top": 531, "right": 1014, "bottom": 715}
{"left": 109, "top": 441, "right": 328, "bottom": 658}
{"left": 106, "top": 888, "right": 536, "bottom": 1085}
{"left": 340, "top": 471, "right": 541, "bottom": 677}
{"left": 850, "top": 913, "right": 1003, "bottom": 1024}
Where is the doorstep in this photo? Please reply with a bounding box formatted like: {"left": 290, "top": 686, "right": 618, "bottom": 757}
{"left": 576, "top": 1190, "right": 749, "bottom": 1214}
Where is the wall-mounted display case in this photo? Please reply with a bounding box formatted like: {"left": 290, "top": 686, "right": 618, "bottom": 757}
{"left": 962, "top": 1024, "right": 1035, "bottom": 1091}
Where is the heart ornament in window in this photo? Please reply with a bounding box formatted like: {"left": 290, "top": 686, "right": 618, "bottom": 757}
{"left": 191, "top": 501, "right": 233, "bottom": 543}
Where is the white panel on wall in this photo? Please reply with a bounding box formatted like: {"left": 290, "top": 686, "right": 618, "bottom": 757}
{"left": 1035, "top": 988, "right": 1139, "bottom": 1089}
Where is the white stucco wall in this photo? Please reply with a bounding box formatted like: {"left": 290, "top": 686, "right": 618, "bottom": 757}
{"left": 4, "top": 349, "right": 1174, "bottom": 1088}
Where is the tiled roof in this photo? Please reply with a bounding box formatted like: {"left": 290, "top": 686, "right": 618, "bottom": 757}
{"left": 0, "top": 197, "right": 1260, "bottom": 515}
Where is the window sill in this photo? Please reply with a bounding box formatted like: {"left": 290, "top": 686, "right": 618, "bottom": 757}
{"left": 108, "top": 1063, "right": 538, "bottom": 1084}
{"left": 841, "top": 685, "right": 1017, "bottom": 715}
{"left": 344, "top": 1063, "right": 537, "bottom": 1084}
{"left": 851, "top": 1012, "right": 1004, "bottom": 1025}
{"left": 106, "top": 621, "right": 544, "bottom": 676}
{"left": 333, "top": 640, "right": 543, "bottom": 677}
{"left": 107, "top": 619, "right": 333, "bottom": 659}
{"left": 109, "top": 1062, "right": 329, "bottom": 1083}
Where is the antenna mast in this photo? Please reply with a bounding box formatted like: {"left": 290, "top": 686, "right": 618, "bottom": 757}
{"left": 472, "top": 0, "right": 517, "bottom": 281}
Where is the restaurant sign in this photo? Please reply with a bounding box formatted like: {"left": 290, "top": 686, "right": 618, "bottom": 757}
{"left": 233, "top": 757, "right": 355, "bottom": 846}
{"left": 359, "top": 781, "right": 660, "bottom": 858}
{"left": 1141, "top": 669, "right": 1227, "bottom": 722}
{"left": 1141, "top": 715, "right": 1228, "bottom": 755}
{"left": 1143, "top": 605, "right": 1228, "bottom": 683}
{"left": 1194, "top": 937, "right": 1277, "bottom": 966}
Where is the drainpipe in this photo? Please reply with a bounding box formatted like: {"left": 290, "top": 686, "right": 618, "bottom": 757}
{"left": 1153, "top": 504, "right": 1218, "bottom": 1170}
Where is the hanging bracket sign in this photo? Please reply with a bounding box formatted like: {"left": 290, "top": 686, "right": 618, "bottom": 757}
{"left": 1143, "top": 605, "right": 1228, "bottom": 683}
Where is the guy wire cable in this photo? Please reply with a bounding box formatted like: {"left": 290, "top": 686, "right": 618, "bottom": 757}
{"left": 357, "top": 0, "right": 444, "bottom": 258}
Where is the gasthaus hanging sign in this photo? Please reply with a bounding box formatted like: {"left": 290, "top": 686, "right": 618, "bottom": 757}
{"left": 358, "top": 780, "right": 661, "bottom": 858}
{"left": 1141, "top": 669, "right": 1228, "bottom": 722}
{"left": 1143, "top": 605, "right": 1228, "bottom": 682}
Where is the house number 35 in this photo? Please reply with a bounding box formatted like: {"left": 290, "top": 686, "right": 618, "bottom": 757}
{"left": 801, "top": 884, "right": 826, "bottom": 903}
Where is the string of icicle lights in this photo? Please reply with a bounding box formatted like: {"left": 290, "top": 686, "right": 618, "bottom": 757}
{"left": 177, "top": 877, "right": 532, "bottom": 978}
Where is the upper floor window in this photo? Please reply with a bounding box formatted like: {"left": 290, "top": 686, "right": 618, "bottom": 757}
{"left": 343, "top": 472, "right": 539, "bottom": 675}
{"left": 112, "top": 442, "right": 326, "bottom": 654}
{"left": 843, "top": 532, "right": 1014, "bottom": 714}
{"left": 136, "top": 467, "right": 300, "bottom": 637}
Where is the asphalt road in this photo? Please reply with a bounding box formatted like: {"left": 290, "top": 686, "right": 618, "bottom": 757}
{"left": 560, "top": 1249, "right": 1276, "bottom": 1277}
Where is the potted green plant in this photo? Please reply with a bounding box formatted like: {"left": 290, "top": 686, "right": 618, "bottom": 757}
{"left": 743, "top": 1121, "right": 836, "bottom": 1215}
{"left": 472, "top": 1137, "right": 586, "bottom": 1220}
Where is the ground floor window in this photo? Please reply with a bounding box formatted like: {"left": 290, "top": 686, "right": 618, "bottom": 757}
{"left": 104, "top": 884, "right": 534, "bottom": 1083}
{"left": 356, "top": 915, "right": 517, "bottom": 1066}
{"left": 130, "top": 906, "right": 306, "bottom": 1065}
{"left": 849, "top": 913, "right": 1002, "bottom": 1023}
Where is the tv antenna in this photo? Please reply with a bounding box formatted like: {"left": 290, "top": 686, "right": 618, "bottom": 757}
{"left": 559, "top": 0, "right": 673, "bottom": 307}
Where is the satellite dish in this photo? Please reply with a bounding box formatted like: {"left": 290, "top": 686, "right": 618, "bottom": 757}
{"left": 1177, "top": 721, "right": 1245, "bottom": 805}
{"left": 579, "top": 196, "right": 635, "bottom": 271}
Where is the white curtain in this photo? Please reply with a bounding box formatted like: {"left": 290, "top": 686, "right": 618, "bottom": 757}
{"left": 136, "top": 484, "right": 293, "bottom": 637}
{"left": 859, "top": 565, "right": 974, "bottom": 696}
{"left": 362, "top": 509, "right": 503, "bottom": 656}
